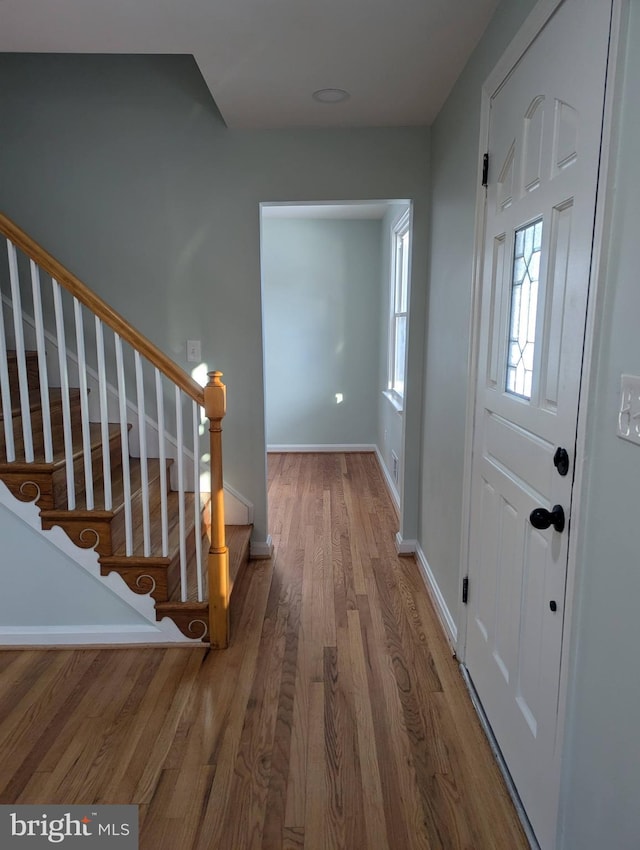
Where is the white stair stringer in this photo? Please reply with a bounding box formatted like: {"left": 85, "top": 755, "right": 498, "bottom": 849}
{"left": 0, "top": 479, "right": 200, "bottom": 645}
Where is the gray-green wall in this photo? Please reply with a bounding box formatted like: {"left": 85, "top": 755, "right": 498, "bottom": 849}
{"left": 559, "top": 4, "right": 640, "bottom": 846}
{"left": 0, "top": 53, "right": 430, "bottom": 545}
{"left": 262, "top": 217, "right": 381, "bottom": 447}
{"left": 418, "top": 0, "right": 538, "bottom": 622}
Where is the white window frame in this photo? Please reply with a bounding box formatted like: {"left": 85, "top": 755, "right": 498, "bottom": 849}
{"left": 386, "top": 210, "right": 411, "bottom": 411}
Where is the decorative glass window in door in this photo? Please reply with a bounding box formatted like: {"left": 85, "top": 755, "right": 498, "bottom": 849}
{"left": 506, "top": 219, "right": 542, "bottom": 398}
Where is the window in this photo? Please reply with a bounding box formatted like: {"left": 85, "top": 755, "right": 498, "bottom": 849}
{"left": 506, "top": 219, "right": 543, "bottom": 399}
{"left": 388, "top": 211, "right": 411, "bottom": 406}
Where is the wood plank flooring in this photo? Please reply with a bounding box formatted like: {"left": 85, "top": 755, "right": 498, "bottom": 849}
{"left": 0, "top": 452, "right": 529, "bottom": 849}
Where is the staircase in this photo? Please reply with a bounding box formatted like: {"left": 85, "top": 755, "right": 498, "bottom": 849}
{"left": 0, "top": 214, "right": 251, "bottom": 647}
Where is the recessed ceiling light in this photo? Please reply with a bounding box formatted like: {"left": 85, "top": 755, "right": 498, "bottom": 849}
{"left": 312, "top": 88, "right": 350, "bottom": 104}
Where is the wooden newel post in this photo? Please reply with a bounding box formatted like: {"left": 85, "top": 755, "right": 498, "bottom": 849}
{"left": 204, "top": 371, "right": 229, "bottom": 649}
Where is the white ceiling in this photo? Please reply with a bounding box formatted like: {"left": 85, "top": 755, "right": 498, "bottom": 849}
{"left": 0, "top": 0, "right": 500, "bottom": 129}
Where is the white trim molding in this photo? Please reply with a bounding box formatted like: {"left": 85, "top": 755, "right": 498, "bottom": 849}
{"left": 375, "top": 447, "right": 400, "bottom": 515}
{"left": 394, "top": 532, "right": 416, "bottom": 555}
{"left": 484, "top": 0, "right": 565, "bottom": 96}
{"left": 415, "top": 543, "right": 457, "bottom": 653}
{"left": 267, "top": 444, "right": 377, "bottom": 453}
{"left": 250, "top": 535, "right": 274, "bottom": 559}
{"left": 224, "top": 483, "right": 253, "bottom": 525}
{"left": 382, "top": 389, "right": 404, "bottom": 413}
{"left": 0, "top": 625, "right": 202, "bottom": 646}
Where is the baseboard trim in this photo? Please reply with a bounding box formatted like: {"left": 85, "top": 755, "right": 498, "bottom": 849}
{"left": 375, "top": 448, "right": 400, "bottom": 515}
{"left": 250, "top": 535, "right": 274, "bottom": 559}
{"left": 0, "top": 624, "right": 197, "bottom": 646}
{"left": 394, "top": 532, "right": 417, "bottom": 555}
{"left": 415, "top": 543, "right": 458, "bottom": 652}
{"left": 267, "top": 444, "right": 377, "bottom": 453}
{"left": 0, "top": 642, "right": 207, "bottom": 651}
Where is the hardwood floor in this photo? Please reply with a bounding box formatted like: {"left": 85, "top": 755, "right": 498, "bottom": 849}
{"left": 0, "top": 452, "right": 528, "bottom": 849}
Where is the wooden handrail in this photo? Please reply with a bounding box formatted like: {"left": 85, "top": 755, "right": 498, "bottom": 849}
{"left": 0, "top": 213, "right": 204, "bottom": 406}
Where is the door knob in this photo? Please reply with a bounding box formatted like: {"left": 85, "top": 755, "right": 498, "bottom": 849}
{"left": 529, "top": 504, "right": 565, "bottom": 533}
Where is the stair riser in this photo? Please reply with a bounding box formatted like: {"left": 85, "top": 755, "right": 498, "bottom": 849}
{"left": 0, "top": 470, "right": 57, "bottom": 509}
{"left": 99, "top": 564, "right": 170, "bottom": 603}
{"left": 52, "top": 431, "right": 125, "bottom": 510}
{"left": 0, "top": 394, "right": 83, "bottom": 462}
{"left": 40, "top": 513, "right": 114, "bottom": 555}
{"left": 108, "top": 466, "right": 178, "bottom": 555}
{"left": 102, "top": 501, "right": 209, "bottom": 604}
{"left": 42, "top": 459, "right": 167, "bottom": 555}
{"left": 6, "top": 352, "right": 40, "bottom": 401}
{"left": 166, "top": 524, "right": 203, "bottom": 601}
{"left": 154, "top": 602, "right": 210, "bottom": 642}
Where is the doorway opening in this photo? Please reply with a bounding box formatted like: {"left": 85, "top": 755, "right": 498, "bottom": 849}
{"left": 259, "top": 199, "right": 412, "bottom": 520}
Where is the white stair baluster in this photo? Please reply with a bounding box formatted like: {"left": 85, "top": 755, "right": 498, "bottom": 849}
{"left": 193, "top": 399, "right": 204, "bottom": 602}
{"left": 155, "top": 369, "right": 169, "bottom": 559}
{"left": 95, "top": 318, "right": 112, "bottom": 511}
{"left": 52, "top": 279, "right": 76, "bottom": 510}
{"left": 114, "top": 334, "right": 133, "bottom": 555}
{"left": 0, "top": 250, "right": 15, "bottom": 462}
{"left": 7, "top": 240, "right": 33, "bottom": 462}
{"left": 176, "top": 386, "right": 187, "bottom": 602}
{"left": 30, "top": 261, "right": 53, "bottom": 463}
{"left": 134, "top": 351, "right": 151, "bottom": 557}
{"left": 73, "top": 297, "right": 93, "bottom": 510}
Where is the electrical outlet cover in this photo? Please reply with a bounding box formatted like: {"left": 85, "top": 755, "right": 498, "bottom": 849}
{"left": 617, "top": 374, "right": 640, "bottom": 445}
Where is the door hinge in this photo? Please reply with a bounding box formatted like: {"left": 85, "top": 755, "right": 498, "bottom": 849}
{"left": 462, "top": 576, "right": 469, "bottom": 604}
{"left": 482, "top": 153, "right": 489, "bottom": 187}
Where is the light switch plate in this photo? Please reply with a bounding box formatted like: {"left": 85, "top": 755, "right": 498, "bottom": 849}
{"left": 186, "top": 340, "right": 201, "bottom": 363}
{"left": 617, "top": 374, "right": 640, "bottom": 445}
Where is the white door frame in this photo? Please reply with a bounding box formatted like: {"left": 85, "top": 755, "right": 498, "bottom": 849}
{"left": 457, "top": 0, "right": 627, "bottom": 838}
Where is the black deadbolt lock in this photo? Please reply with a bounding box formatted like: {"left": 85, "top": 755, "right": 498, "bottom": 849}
{"left": 553, "top": 447, "right": 570, "bottom": 477}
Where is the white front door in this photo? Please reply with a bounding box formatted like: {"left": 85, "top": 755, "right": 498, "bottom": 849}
{"left": 464, "top": 1, "right": 612, "bottom": 847}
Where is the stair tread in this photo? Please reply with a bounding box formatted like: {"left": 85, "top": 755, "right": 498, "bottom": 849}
{"left": 0, "top": 420, "right": 121, "bottom": 470}
{"left": 107, "top": 488, "right": 206, "bottom": 560}
{"left": 171, "top": 523, "right": 252, "bottom": 604}
{"left": 42, "top": 456, "right": 165, "bottom": 514}
{"left": 0, "top": 387, "right": 75, "bottom": 421}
